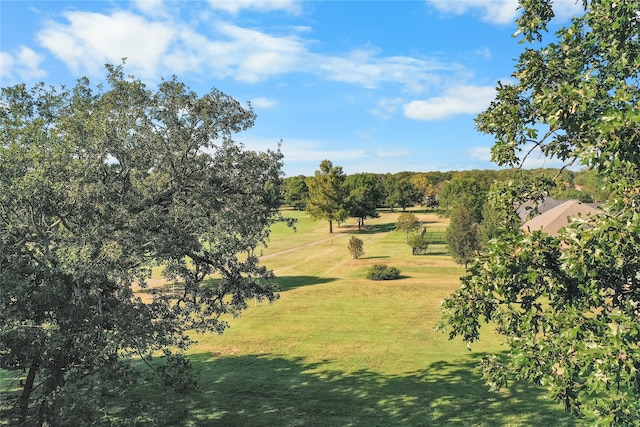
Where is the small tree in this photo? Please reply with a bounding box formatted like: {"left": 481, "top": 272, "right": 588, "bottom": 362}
{"left": 446, "top": 205, "right": 480, "bottom": 269}
{"left": 408, "top": 228, "right": 429, "bottom": 255}
{"left": 347, "top": 236, "right": 364, "bottom": 259}
{"left": 306, "top": 160, "right": 347, "bottom": 233}
{"left": 395, "top": 212, "right": 420, "bottom": 242}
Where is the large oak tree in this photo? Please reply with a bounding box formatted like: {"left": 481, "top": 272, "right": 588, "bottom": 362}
{"left": 441, "top": 1, "right": 640, "bottom": 423}
{"left": 0, "top": 65, "right": 285, "bottom": 425}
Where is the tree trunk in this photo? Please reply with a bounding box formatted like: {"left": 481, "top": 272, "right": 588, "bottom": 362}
{"left": 329, "top": 220, "right": 333, "bottom": 234}
{"left": 18, "top": 362, "right": 39, "bottom": 422}
{"left": 38, "top": 358, "right": 66, "bottom": 427}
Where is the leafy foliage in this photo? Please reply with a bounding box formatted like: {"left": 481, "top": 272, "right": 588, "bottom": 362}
{"left": 411, "top": 173, "right": 437, "bottom": 207}
{"left": 439, "top": 174, "right": 490, "bottom": 223}
{"left": 442, "top": 1, "right": 640, "bottom": 423}
{"left": 0, "top": 65, "right": 285, "bottom": 425}
{"left": 347, "top": 236, "right": 365, "bottom": 259}
{"left": 344, "top": 173, "right": 383, "bottom": 229}
{"left": 366, "top": 264, "right": 400, "bottom": 281}
{"left": 283, "top": 175, "right": 309, "bottom": 210}
{"left": 445, "top": 205, "right": 480, "bottom": 269}
{"left": 383, "top": 174, "right": 420, "bottom": 211}
{"left": 407, "top": 228, "right": 429, "bottom": 255}
{"left": 306, "top": 160, "right": 347, "bottom": 233}
{"left": 395, "top": 212, "right": 420, "bottom": 242}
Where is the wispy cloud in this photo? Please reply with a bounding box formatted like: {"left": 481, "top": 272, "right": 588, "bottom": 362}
{"left": 133, "top": 0, "right": 169, "bottom": 17}
{"left": 427, "top": 0, "right": 519, "bottom": 24}
{"left": 37, "top": 11, "right": 175, "bottom": 78}
{"left": 427, "top": 0, "right": 583, "bottom": 25}
{"left": 206, "top": 0, "right": 302, "bottom": 15}
{"left": 314, "top": 48, "right": 448, "bottom": 92}
{"left": 33, "top": 6, "right": 462, "bottom": 95}
{"left": 250, "top": 96, "right": 277, "bottom": 108}
{"left": 370, "top": 97, "right": 404, "bottom": 120}
{"left": 468, "top": 146, "right": 491, "bottom": 162}
{"left": 281, "top": 142, "right": 367, "bottom": 163}
{"left": 0, "top": 46, "right": 47, "bottom": 82}
{"left": 403, "top": 85, "right": 495, "bottom": 121}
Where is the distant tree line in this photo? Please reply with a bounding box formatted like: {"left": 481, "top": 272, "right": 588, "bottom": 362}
{"left": 285, "top": 161, "right": 609, "bottom": 269}
{"left": 284, "top": 161, "right": 608, "bottom": 244}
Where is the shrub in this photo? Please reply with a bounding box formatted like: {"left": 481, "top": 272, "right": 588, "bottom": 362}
{"left": 347, "top": 236, "right": 365, "bottom": 259}
{"left": 408, "top": 228, "right": 429, "bottom": 255}
{"left": 366, "top": 264, "right": 400, "bottom": 281}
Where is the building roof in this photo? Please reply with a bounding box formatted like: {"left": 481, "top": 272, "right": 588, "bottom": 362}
{"left": 520, "top": 199, "right": 600, "bottom": 236}
{"left": 517, "top": 198, "right": 571, "bottom": 221}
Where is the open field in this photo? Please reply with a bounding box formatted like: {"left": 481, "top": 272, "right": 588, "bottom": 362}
{"left": 1, "top": 209, "right": 582, "bottom": 426}
{"left": 163, "top": 210, "right": 579, "bottom": 426}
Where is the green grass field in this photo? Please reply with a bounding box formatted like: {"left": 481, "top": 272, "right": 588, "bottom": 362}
{"left": 0, "top": 209, "right": 582, "bottom": 426}
{"left": 175, "top": 209, "right": 579, "bottom": 426}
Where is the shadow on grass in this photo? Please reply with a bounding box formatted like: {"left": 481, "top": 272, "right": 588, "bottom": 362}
{"left": 362, "top": 255, "right": 390, "bottom": 260}
{"left": 357, "top": 223, "right": 396, "bottom": 234}
{"left": 274, "top": 275, "right": 337, "bottom": 292}
{"left": 147, "top": 353, "right": 579, "bottom": 427}
{"left": 410, "top": 250, "right": 450, "bottom": 256}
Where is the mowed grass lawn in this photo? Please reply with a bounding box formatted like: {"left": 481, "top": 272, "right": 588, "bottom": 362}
{"left": 0, "top": 209, "right": 582, "bottom": 426}
{"left": 169, "top": 209, "right": 579, "bottom": 426}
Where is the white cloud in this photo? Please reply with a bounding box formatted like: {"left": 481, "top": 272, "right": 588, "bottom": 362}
{"left": 475, "top": 47, "right": 491, "bottom": 60}
{"left": 370, "top": 97, "right": 404, "bottom": 120}
{"left": 427, "top": 0, "right": 584, "bottom": 25}
{"left": 428, "top": 0, "right": 519, "bottom": 24}
{"left": 468, "top": 146, "right": 492, "bottom": 162}
{"left": 32, "top": 7, "right": 466, "bottom": 94}
{"left": 315, "top": 49, "right": 448, "bottom": 92}
{"left": 0, "top": 52, "right": 13, "bottom": 78}
{"left": 239, "top": 137, "right": 366, "bottom": 163}
{"left": 207, "top": 0, "right": 302, "bottom": 15}
{"left": 133, "top": 0, "right": 167, "bottom": 17}
{"left": 403, "top": 85, "right": 495, "bottom": 121}
{"left": 283, "top": 146, "right": 367, "bottom": 163}
{"left": 0, "top": 46, "right": 47, "bottom": 82}
{"left": 251, "top": 96, "right": 277, "bottom": 108}
{"left": 551, "top": 2, "right": 585, "bottom": 20}
{"left": 37, "top": 11, "right": 175, "bottom": 78}
{"left": 212, "top": 23, "right": 306, "bottom": 82}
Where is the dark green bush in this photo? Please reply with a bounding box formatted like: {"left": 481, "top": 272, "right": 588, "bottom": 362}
{"left": 366, "top": 264, "right": 400, "bottom": 281}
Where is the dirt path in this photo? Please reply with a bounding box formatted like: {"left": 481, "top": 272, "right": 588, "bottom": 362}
{"left": 259, "top": 230, "right": 350, "bottom": 260}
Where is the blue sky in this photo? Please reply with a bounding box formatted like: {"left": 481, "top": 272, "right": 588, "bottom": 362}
{"left": 1, "top": 1, "right": 583, "bottom": 177}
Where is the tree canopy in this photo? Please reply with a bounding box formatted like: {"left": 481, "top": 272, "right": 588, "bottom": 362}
{"left": 306, "top": 160, "right": 347, "bottom": 233}
{"left": 347, "top": 236, "right": 365, "bottom": 259}
{"left": 344, "top": 173, "right": 383, "bottom": 230}
{"left": 0, "top": 65, "right": 285, "bottom": 425}
{"left": 395, "top": 212, "right": 420, "bottom": 242}
{"left": 383, "top": 174, "right": 420, "bottom": 212}
{"left": 441, "top": 1, "right": 640, "bottom": 423}
{"left": 445, "top": 205, "right": 480, "bottom": 269}
{"left": 438, "top": 174, "right": 489, "bottom": 223}
{"left": 283, "top": 175, "right": 309, "bottom": 210}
